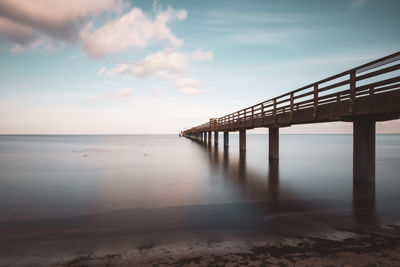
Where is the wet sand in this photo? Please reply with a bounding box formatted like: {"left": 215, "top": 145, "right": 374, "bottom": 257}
{"left": 1, "top": 200, "right": 400, "bottom": 266}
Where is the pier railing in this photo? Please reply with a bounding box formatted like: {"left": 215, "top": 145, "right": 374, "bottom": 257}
{"left": 184, "top": 51, "right": 400, "bottom": 133}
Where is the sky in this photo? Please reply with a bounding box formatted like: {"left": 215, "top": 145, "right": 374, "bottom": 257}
{"left": 0, "top": 0, "right": 399, "bottom": 134}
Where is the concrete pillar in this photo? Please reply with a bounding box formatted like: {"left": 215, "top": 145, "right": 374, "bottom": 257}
{"left": 203, "top": 132, "right": 206, "bottom": 143}
{"left": 239, "top": 129, "right": 246, "bottom": 152}
{"left": 208, "top": 131, "right": 212, "bottom": 144}
{"left": 269, "top": 127, "right": 279, "bottom": 160}
{"left": 214, "top": 131, "right": 219, "bottom": 145}
{"left": 353, "top": 119, "right": 375, "bottom": 184}
{"left": 223, "top": 131, "right": 229, "bottom": 147}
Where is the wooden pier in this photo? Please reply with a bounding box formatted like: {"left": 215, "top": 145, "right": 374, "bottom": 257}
{"left": 182, "top": 52, "right": 400, "bottom": 184}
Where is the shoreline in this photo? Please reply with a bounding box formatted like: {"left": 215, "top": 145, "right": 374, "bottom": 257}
{"left": 1, "top": 225, "right": 399, "bottom": 266}
{"left": 1, "top": 199, "right": 399, "bottom": 266}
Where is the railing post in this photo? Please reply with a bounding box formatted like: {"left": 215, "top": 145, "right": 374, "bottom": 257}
{"left": 349, "top": 70, "right": 356, "bottom": 113}
{"left": 261, "top": 102, "right": 265, "bottom": 124}
{"left": 251, "top": 107, "right": 254, "bottom": 126}
{"left": 290, "top": 92, "right": 294, "bottom": 121}
{"left": 313, "top": 84, "right": 318, "bottom": 118}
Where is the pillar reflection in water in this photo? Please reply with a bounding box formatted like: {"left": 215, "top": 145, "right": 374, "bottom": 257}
{"left": 238, "top": 152, "right": 246, "bottom": 182}
{"left": 197, "top": 139, "right": 281, "bottom": 201}
{"left": 268, "top": 160, "right": 280, "bottom": 201}
{"left": 223, "top": 147, "right": 229, "bottom": 172}
{"left": 353, "top": 183, "right": 378, "bottom": 226}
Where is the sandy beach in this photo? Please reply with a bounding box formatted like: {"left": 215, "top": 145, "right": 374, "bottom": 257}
{"left": 1, "top": 198, "right": 400, "bottom": 266}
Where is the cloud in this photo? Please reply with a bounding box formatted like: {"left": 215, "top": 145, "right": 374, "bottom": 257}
{"left": 0, "top": 16, "right": 35, "bottom": 45}
{"left": 350, "top": 0, "right": 369, "bottom": 8}
{"left": 87, "top": 88, "right": 133, "bottom": 101}
{"left": 174, "top": 78, "right": 204, "bottom": 95}
{"left": 102, "top": 49, "right": 213, "bottom": 94}
{"left": 179, "top": 87, "right": 203, "bottom": 94}
{"left": 0, "top": 0, "right": 186, "bottom": 58}
{"left": 190, "top": 50, "right": 214, "bottom": 61}
{"left": 107, "top": 50, "right": 188, "bottom": 78}
{"left": 174, "top": 77, "right": 200, "bottom": 88}
{"left": 80, "top": 6, "right": 187, "bottom": 58}
{"left": 104, "top": 49, "right": 213, "bottom": 79}
{"left": 97, "top": 67, "right": 106, "bottom": 76}
{"left": 0, "top": 0, "right": 125, "bottom": 51}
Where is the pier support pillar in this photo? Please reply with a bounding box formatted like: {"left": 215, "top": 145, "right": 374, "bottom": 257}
{"left": 239, "top": 129, "right": 246, "bottom": 152}
{"left": 203, "top": 132, "right": 206, "bottom": 143}
{"left": 353, "top": 119, "right": 375, "bottom": 184}
{"left": 208, "top": 131, "right": 212, "bottom": 144}
{"left": 269, "top": 127, "right": 279, "bottom": 160}
{"left": 214, "top": 131, "right": 219, "bottom": 145}
{"left": 224, "top": 132, "right": 229, "bottom": 148}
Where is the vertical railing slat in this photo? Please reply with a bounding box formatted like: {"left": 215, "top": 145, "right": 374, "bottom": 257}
{"left": 290, "top": 92, "right": 294, "bottom": 121}
{"left": 349, "top": 70, "right": 356, "bottom": 112}
{"left": 313, "top": 84, "right": 318, "bottom": 118}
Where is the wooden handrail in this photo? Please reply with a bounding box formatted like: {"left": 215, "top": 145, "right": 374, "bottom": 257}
{"left": 183, "top": 51, "right": 400, "bottom": 134}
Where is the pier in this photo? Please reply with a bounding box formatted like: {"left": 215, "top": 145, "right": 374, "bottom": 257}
{"left": 182, "top": 52, "right": 400, "bottom": 184}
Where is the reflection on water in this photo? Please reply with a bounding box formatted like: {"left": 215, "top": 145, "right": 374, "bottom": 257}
{"left": 0, "top": 134, "right": 399, "bottom": 236}
{"left": 191, "top": 137, "right": 382, "bottom": 230}
{"left": 268, "top": 160, "right": 280, "bottom": 202}
{"left": 353, "top": 183, "right": 377, "bottom": 226}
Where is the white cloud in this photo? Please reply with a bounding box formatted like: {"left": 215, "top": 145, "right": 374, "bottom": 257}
{"left": 116, "top": 88, "right": 132, "bottom": 97}
{"left": 80, "top": 6, "right": 187, "bottom": 58}
{"left": 190, "top": 49, "right": 214, "bottom": 61}
{"left": 102, "top": 49, "right": 213, "bottom": 94}
{"left": 87, "top": 88, "right": 133, "bottom": 101}
{"left": 97, "top": 67, "right": 106, "bottom": 76}
{"left": 179, "top": 87, "right": 203, "bottom": 95}
{"left": 0, "top": 0, "right": 186, "bottom": 58}
{"left": 151, "top": 88, "right": 165, "bottom": 96}
{"left": 0, "top": 0, "right": 125, "bottom": 51}
{"left": 104, "top": 49, "right": 213, "bottom": 79}
{"left": 174, "top": 78, "right": 205, "bottom": 95}
{"left": 174, "top": 78, "right": 200, "bottom": 88}
{"left": 106, "top": 50, "right": 189, "bottom": 78}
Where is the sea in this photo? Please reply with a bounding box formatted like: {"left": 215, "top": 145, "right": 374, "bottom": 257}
{"left": 0, "top": 134, "right": 399, "bottom": 264}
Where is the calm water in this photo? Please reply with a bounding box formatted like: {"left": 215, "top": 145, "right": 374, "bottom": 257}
{"left": 0, "top": 134, "right": 399, "bottom": 232}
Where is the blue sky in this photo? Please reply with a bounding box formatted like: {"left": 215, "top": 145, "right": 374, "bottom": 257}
{"left": 0, "top": 0, "right": 399, "bottom": 134}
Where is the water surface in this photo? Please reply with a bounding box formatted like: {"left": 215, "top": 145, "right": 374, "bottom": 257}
{"left": 0, "top": 134, "right": 399, "bottom": 232}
